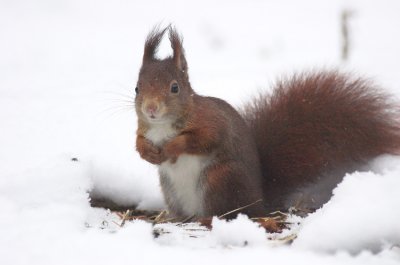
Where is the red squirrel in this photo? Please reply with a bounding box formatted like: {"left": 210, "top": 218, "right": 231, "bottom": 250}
{"left": 135, "top": 26, "right": 400, "bottom": 219}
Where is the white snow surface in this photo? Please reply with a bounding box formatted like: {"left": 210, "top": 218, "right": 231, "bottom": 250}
{"left": 1, "top": 0, "right": 400, "bottom": 264}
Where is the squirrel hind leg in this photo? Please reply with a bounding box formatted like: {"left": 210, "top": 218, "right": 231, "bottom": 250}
{"left": 202, "top": 162, "right": 266, "bottom": 218}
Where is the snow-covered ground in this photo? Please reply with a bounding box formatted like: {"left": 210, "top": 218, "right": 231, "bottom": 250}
{"left": 1, "top": 0, "right": 400, "bottom": 264}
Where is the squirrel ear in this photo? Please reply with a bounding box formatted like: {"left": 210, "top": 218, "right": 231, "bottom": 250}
{"left": 143, "top": 25, "right": 168, "bottom": 63}
{"left": 169, "top": 27, "right": 188, "bottom": 72}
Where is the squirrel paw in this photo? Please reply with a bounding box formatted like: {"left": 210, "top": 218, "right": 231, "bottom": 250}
{"left": 137, "top": 138, "right": 167, "bottom": 165}
{"left": 163, "top": 137, "right": 186, "bottom": 164}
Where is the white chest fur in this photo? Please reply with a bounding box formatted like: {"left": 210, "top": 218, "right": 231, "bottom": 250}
{"left": 145, "top": 122, "right": 209, "bottom": 217}
{"left": 159, "top": 154, "right": 209, "bottom": 216}
{"left": 145, "top": 122, "right": 178, "bottom": 147}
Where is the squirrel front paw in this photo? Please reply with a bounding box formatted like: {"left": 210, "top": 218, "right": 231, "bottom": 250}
{"left": 142, "top": 149, "right": 166, "bottom": 165}
{"left": 136, "top": 137, "right": 167, "bottom": 165}
{"left": 163, "top": 136, "right": 187, "bottom": 163}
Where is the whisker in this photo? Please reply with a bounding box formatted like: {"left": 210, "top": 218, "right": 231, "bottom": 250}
{"left": 114, "top": 81, "right": 136, "bottom": 95}
{"left": 94, "top": 83, "right": 138, "bottom": 120}
{"left": 96, "top": 105, "right": 136, "bottom": 120}
{"left": 101, "top": 91, "right": 135, "bottom": 101}
{"left": 106, "top": 98, "right": 135, "bottom": 105}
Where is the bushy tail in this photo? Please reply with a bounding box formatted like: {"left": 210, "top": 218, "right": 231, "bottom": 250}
{"left": 243, "top": 71, "right": 400, "bottom": 212}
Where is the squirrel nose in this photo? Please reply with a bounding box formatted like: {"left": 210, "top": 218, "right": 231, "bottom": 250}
{"left": 145, "top": 103, "right": 159, "bottom": 117}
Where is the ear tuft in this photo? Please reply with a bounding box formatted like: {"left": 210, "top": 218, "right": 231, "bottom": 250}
{"left": 169, "top": 26, "right": 188, "bottom": 72}
{"left": 143, "top": 25, "right": 168, "bottom": 62}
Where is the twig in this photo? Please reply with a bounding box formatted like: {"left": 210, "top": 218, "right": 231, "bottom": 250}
{"left": 114, "top": 209, "right": 132, "bottom": 227}
{"left": 218, "top": 199, "right": 263, "bottom": 219}
{"left": 268, "top": 210, "right": 289, "bottom": 216}
{"left": 112, "top": 221, "right": 122, "bottom": 227}
{"left": 181, "top": 215, "right": 196, "bottom": 223}
{"left": 340, "top": 9, "right": 353, "bottom": 62}
{"left": 154, "top": 210, "right": 168, "bottom": 223}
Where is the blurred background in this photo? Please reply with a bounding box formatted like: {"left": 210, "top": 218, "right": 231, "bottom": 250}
{"left": 1, "top": 0, "right": 399, "bottom": 207}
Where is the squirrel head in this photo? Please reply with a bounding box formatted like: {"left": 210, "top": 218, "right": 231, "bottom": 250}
{"left": 135, "top": 26, "right": 193, "bottom": 125}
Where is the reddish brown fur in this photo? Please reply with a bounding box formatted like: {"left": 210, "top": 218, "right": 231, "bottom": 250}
{"left": 136, "top": 135, "right": 165, "bottom": 165}
{"left": 243, "top": 71, "right": 400, "bottom": 211}
{"left": 135, "top": 26, "right": 265, "bottom": 218}
{"left": 135, "top": 26, "right": 400, "bottom": 217}
{"left": 186, "top": 96, "right": 266, "bottom": 217}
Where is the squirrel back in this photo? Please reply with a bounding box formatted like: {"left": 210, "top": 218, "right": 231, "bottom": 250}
{"left": 243, "top": 72, "right": 400, "bottom": 212}
{"left": 135, "top": 26, "right": 400, "bottom": 218}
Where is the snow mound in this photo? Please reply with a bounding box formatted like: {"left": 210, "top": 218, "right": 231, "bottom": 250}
{"left": 211, "top": 215, "right": 268, "bottom": 247}
{"left": 294, "top": 156, "right": 400, "bottom": 254}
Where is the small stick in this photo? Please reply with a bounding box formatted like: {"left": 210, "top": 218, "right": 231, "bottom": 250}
{"left": 268, "top": 211, "right": 289, "bottom": 216}
{"left": 218, "top": 199, "right": 263, "bottom": 219}
{"left": 340, "top": 9, "right": 353, "bottom": 62}
{"left": 181, "top": 215, "right": 196, "bottom": 223}
{"left": 116, "top": 209, "right": 132, "bottom": 227}
{"left": 154, "top": 210, "right": 168, "bottom": 223}
{"left": 112, "top": 221, "right": 122, "bottom": 227}
{"left": 277, "top": 234, "right": 297, "bottom": 244}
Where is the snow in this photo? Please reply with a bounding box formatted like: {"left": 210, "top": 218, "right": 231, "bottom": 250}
{"left": 1, "top": 0, "right": 400, "bottom": 264}
{"left": 210, "top": 215, "right": 267, "bottom": 247}
{"left": 294, "top": 156, "right": 400, "bottom": 254}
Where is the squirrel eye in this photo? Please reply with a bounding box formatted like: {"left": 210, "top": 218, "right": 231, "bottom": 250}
{"left": 135, "top": 86, "right": 139, "bottom": 94}
{"left": 170, "top": 83, "right": 179, "bottom": 94}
